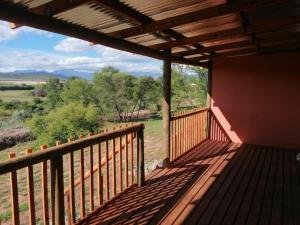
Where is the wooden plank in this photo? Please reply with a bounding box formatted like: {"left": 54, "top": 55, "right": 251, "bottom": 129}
{"left": 79, "top": 135, "right": 86, "bottom": 218}
{"left": 79, "top": 141, "right": 215, "bottom": 224}
{"left": 150, "top": 15, "right": 300, "bottom": 50}
{"left": 257, "top": 148, "right": 278, "bottom": 225}
{"left": 270, "top": 149, "right": 284, "bottom": 225}
{"left": 9, "top": 153, "right": 20, "bottom": 225}
{"left": 88, "top": 133, "right": 94, "bottom": 212}
{"left": 230, "top": 146, "right": 266, "bottom": 225}
{"left": 130, "top": 132, "right": 134, "bottom": 185}
{"left": 245, "top": 146, "right": 273, "bottom": 225}
{"left": 51, "top": 154, "right": 65, "bottom": 225}
{"left": 26, "top": 149, "right": 36, "bottom": 225}
{"left": 289, "top": 150, "right": 300, "bottom": 225}
{"left": 281, "top": 149, "right": 293, "bottom": 225}
{"left": 118, "top": 135, "right": 123, "bottom": 192}
{"left": 154, "top": 142, "right": 237, "bottom": 225}
{"left": 41, "top": 145, "right": 49, "bottom": 225}
{"left": 125, "top": 134, "right": 129, "bottom": 188}
{"left": 208, "top": 145, "right": 259, "bottom": 225}
{"left": 112, "top": 135, "right": 117, "bottom": 197}
{"left": 97, "top": 142, "right": 103, "bottom": 206}
{"left": 67, "top": 138, "right": 76, "bottom": 224}
{"left": 109, "top": 0, "right": 290, "bottom": 38}
{"left": 184, "top": 144, "right": 251, "bottom": 224}
{"left": 98, "top": 141, "right": 221, "bottom": 225}
{"left": 137, "top": 127, "right": 145, "bottom": 187}
{"left": 105, "top": 140, "right": 110, "bottom": 201}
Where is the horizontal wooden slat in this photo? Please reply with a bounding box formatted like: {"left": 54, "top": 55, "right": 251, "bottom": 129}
{"left": 150, "top": 15, "right": 300, "bottom": 50}
{"left": 109, "top": 0, "right": 289, "bottom": 39}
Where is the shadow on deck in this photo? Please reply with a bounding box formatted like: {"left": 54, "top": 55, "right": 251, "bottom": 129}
{"left": 76, "top": 140, "right": 300, "bottom": 225}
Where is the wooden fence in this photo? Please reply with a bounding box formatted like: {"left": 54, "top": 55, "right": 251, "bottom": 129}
{"left": 0, "top": 123, "right": 145, "bottom": 225}
{"left": 170, "top": 108, "right": 209, "bottom": 162}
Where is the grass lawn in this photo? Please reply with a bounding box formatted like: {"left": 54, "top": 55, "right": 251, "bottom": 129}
{"left": 0, "top": 90, "right": 37, "bottom": 102}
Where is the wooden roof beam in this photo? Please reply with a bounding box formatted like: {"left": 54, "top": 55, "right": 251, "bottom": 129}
{"left": 191, "top": 39, "right": 300, "bottom": 61}
{"left": 0, "top": 2, "right": 205, "bottom": 67}
{"left": 150, "top": 15, "right": 300, "bottom": 50}
{"left": 108, "top": 0, "right": 291, "bottom": 38}
{"left": 175, "top": 40, "right": 254, "bottom": 56}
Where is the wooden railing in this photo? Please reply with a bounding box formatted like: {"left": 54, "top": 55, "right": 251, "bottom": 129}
{"left": 0, "top": 123, "right": 144, "bottom": 225}
{"left": 170, "top": 108, "right": 209, "bottom": 161}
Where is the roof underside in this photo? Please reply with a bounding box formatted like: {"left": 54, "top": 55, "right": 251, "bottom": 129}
{"left": 1, "top": 0, "right": 300, "bottom": 67}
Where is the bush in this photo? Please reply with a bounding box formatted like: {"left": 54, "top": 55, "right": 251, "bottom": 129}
{"left": 27, "top": 102, "right": 103, "bottom": 146}
{"left": 32, "top": 88, "right": 47, "bottom": 97}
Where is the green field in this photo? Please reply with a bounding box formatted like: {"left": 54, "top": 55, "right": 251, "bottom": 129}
{"left": 0, "top": 90, "right": 37, "bottom": 102}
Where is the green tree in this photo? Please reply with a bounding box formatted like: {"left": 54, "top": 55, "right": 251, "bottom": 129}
{"left": 28, "top": 102, "right": 102, "bottom": 146}
{"left": 45, "top": 78, "right": 63, "bottom": 108}
{"left": 93, "top": 66, "right": 138, "bottom": 121}
{"left": 61, "top": 78, "right": 95, "bottom": 106}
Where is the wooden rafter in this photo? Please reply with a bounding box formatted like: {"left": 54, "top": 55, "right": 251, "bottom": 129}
{"left": 150, "top": 15, "right": 300, "bottom": 50}
{"left": 107, "top": 0, "right": 290, "bottom": 39}
{"left": 176, "top": 40, "right": 254, "bottom": 57}
{"left": 0, "top": 2, "right": 205, "bottom": 67}
{"left": 190, "top": 39, "right": 300, "bottom": 61}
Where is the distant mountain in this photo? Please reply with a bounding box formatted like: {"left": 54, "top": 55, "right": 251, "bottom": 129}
{"left": 0, "top": 71, "right": 68, "bottom": 82}
{"left": 53, "top": 69, "right": 94, "bottom": 80}
{"left": 0, "top": 69, "right": 161, "bottom": 82}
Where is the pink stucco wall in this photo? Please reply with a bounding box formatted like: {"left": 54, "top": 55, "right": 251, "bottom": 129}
{"left": 211, "top": 52, "right": 300, "bottom": 149}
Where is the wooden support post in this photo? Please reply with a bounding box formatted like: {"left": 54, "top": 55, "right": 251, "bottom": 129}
{"left": 162, "top": 49, "right": 172, "bottom": 168}
{"left": 207, "top": 61, "right": 213, "bottom": 140}
{"left": 137, "top": 125, "right": 145, "bottom": 187}
{"left": 50, "top": 155, "right": 65, "bottom": 225}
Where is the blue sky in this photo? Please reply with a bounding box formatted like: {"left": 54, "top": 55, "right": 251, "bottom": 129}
{"left": 0, "top": 20, "right": 162, "bottom": 76}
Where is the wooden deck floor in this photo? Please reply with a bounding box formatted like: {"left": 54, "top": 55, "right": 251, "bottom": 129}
{"left": 77, "top": 140, "right": 300, "bottom": 225}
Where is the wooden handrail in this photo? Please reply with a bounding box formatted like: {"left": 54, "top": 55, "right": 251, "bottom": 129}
{"left": 171, "top": 108, "right": 210, "bottom": 120}
{"left": 0, "top": 123, "right": 144, "bottom": 175}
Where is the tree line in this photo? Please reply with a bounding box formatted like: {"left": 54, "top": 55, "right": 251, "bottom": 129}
{"left": 27, "top": 65, "right": 207, "bottom": 146}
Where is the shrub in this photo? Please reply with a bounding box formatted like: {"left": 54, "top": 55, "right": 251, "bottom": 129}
{"left": 27, "top": 102, "right": 103, "bottom": 146}
{"left": 32, "top": 88, "right": 47, "bottom": 97}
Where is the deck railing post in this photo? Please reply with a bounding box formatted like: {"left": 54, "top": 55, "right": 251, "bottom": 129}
{"left": 206, "top": 61, "right": 212, "bottom": 140}
{"left": 163, "top": 48, "right": 172, "bottom": 167}
{"left": 137, "top": 125, "right": 145, "bottom": 187}
{"left": 50, "top": 155, "right": 65, "bottom": 225}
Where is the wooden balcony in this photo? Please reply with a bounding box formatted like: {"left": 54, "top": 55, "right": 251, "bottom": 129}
{"left": 0, "top": 109, "right": 299, "bottom": 225}
{"left": 76, "top": 140, "right": 300, "bottom": 225}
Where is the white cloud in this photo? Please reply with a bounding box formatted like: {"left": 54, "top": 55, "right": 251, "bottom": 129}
{"left": 54, "top": 37, "right": 90, "bottom": 52}
{"left": 0, "top": 22, "right": 18, "bottom": 41}
{"left": 0, "top": 21, "right": 54, "bottom": 42}
{"left": 0, "top": 47, "right": 161, "bottom": 76}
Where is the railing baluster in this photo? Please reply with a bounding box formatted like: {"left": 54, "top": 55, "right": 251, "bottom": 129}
{"left": 137, "top": 126, "right": 145, "bottom": 187}
{"left": 79, "top": 134, "right": 85, "bottom": 218}
{"left": 131, "top": 132, "right": 134, "bottom": 185}
{"left": 88, "top": 133, "right": 94, "bottom": 212}
{"left": 26, "top": 149, "right": 35, "bottom": 225}
{"left": 41, "top": 145, "right": 49, "bottom": 225}
{"left": 97, "top": 142, "right": 103, "bottom": 206}
{"left": 51, "top": 151, "right": 65, "bottom": 225}
{"left": 112, "top": 133, "right": 116, "bottom": 197}
{"left": 124, "top": 133, "right": 128, "bottom": 188}
{"left": 67, "top": 138, "right": 75, "bottom": 224}
{"left": 105, "top": 139, "right": 109, "bottom": 201}
{"left": 119, "top": 134, "right": 123, "bottom": 192}
{"left": 9, "top": 152, "right": 19, "bottom": 225}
